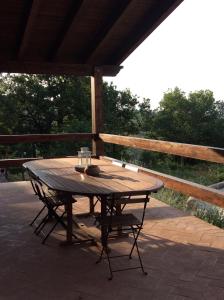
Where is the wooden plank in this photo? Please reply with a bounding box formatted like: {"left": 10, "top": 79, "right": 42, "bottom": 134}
{"left": 0, "top": 157, "right": 42, "bottom": 168}
{"left": 139, "top": 167, "right": 224, "bottom": 209}
{"left": 100, "top": 134, "right": 224, "bottom": 164}
{"left": 52, "top": 0, "right": 89, "bottom": 60}
{"left": 91, "top": 68, "right": 104, "bottom": 156}
{"left": 18, "top": 0, "right": 41, "bottom": 59}
{"left": 0, "top": 133, "right": 93, "bottom": 144}
{"left": 86, "top": 0, "right": 132, "bottom": 64}
{"left": 0, "top": 61, "right": 122, "bottom": 76}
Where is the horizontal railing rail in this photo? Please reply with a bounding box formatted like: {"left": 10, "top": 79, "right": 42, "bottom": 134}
{"left": 100, "top": 133, "right": 224, "bottom": 164}
{"left": 0, "top": 133, "right": 95, "bottom": 168}
{"left": 100, "top": 156, "right": 224, "bottom": 209}
{"left": 0, "top": 158, "right": 42, "bottom": 168}
{"left": 0, "top": 133, "right": 94, "bottom": 144}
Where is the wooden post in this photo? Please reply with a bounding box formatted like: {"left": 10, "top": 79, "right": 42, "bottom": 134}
{"left": 91, "top": 67, "right": 104, "bottom": 156}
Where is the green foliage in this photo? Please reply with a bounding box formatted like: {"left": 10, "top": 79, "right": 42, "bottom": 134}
{"left": 152, "top": 87, "right": 224, "bottom": 147}
{"left": 156, "top": 188, "right": 187, "bottom": 210}
{"left": 195, "top": 208, "right": 224, "bottom": 228}
{"left": 0, "top": 74, "right": 143, "bottom": 158}
{"left": 103, "top": 82, "right": 140, "bottom": 135}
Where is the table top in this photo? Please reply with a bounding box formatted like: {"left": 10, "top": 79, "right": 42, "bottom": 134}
{"left": 23, "top": 157, "right": 164, "bottom": 197}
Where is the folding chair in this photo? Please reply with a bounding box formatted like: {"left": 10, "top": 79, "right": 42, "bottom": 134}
{"left": 30, "top": 177, "right": 77, "bottom": 244}
{"left": 29, "top": 173, "right": 48, "bottom": 228}
{"left": 96, "top": 193, "right": 150, "bottom": 280}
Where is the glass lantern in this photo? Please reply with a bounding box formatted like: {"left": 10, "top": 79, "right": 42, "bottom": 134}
{"left": 78, "top": 147, "right": 91, "bottom": 167}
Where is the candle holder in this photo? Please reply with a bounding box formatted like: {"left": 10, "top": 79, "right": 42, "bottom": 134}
{"left": 77, "top": 147, "right": 92, "bottom": 167}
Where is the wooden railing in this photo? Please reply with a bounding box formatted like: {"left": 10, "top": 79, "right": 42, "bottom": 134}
{"left": 100, "top": 133, "right": 224, "bottom": 164}
{"left": 100, "top": 134, "right": 224, "bottom": 208}
{"left": 1, "top": 132, "right": 224, "bottom": 208}
{"left": 0, "top": 133, "right": 94, "bottom": 144}
{"left": 0, "top": 133, "right": 94, "bottom": 168}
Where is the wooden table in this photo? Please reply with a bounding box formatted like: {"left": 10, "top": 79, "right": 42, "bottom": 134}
{"left": 23, "top": 157, "right": 164, "bottom": 246}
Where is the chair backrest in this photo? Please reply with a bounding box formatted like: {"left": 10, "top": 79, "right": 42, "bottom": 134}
{"left": 33, "top": 179, "right": 47, "bottom": 202}
{"left": 27, "top": 169, "right": 38, "bottom": 195}
{"left": 125, "top": 164, "right": 139, "bottom": 172}
{"left": 109, "top": 193, "right": 150, "bottom": 225}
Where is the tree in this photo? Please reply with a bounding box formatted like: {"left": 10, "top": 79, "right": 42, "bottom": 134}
{"left": 153, "top": 87, "right": 223, "bottom": 147}
{"left": 103, "top": 82, "right": 139, "bottom": 135}
{"left": 0, "top": 74, "right": 143, "bottom": 159}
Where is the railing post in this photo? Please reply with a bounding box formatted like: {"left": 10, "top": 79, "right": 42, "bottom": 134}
{"left": 91, "top": 67, "right": 104, "bottom": 156}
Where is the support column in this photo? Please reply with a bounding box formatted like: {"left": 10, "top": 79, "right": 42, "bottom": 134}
{"left": 91, "top": 67, "right": 104, "bottom": 156}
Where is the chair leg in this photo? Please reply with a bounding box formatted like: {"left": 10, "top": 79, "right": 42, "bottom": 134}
{"left": 89, "top": 196, "right": 95, "bottom": 214}
{"left": 42, "top": 211, "right": 66, "bottom": 244}
{"left": 105, "top": 247, "right": 113, "bottom": 280}
{"left": 130, "top": 227, "right": 147, "bottom": 275}
{"left": 34, "top": 213, "right": 49, "bottom": 235}
{"left": 29, "top": 205, "right": 46, "bottom": 226}
{"left": 96, "top": 229, "right": 114, "bottom": 280}
{"left": 35, "top": 206, "right": 61, "bottom": 235}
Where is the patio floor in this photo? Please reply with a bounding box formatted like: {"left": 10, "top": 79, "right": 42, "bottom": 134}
{"left": 0, "top": 181, "right": 224, "bottom": 300}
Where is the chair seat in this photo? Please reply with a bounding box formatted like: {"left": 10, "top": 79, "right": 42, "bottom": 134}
{"left": 100, "top": 213, "right": 141, "bottom": 227}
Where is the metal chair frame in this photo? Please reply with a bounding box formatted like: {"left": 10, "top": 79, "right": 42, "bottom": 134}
{"left": 96, "top": 193, "right": 150, "bottom": 280}
{"left": 29, "top": 175, "right": 48, "bottom": 228}
{"left": 31, "top": 177, "right": 77, "bottom": 244}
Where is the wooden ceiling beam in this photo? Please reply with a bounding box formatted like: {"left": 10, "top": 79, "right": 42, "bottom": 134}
{"left": 0, "top": 61, "right": 122, "bottom": 76}
{"left": 52, "top": 0, "right": 89, "bottom": 60}
{"left": 82, "top": 0, "right": 131, "bottom": 63}
{"left": 86, "top": 0, "right": 134, "bottom": 64}
{"left": 48, "top": 0, "right": 83, "bottom": 61}
{"left": 17, "top": 0, "right": 42, "bottom": 59}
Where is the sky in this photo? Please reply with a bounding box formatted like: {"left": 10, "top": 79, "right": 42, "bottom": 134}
{"left": 105, "top": 0, "right": 224, "bottom": 109}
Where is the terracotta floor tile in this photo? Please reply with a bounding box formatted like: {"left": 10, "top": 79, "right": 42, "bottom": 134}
{"left": 0, "top": 181, "right": 224, "bottom": 299}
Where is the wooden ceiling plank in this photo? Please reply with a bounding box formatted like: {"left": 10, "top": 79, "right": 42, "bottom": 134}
{"left": 82, "top": 0, "right": 131, "bottom": 63}
{"left": 48, "top": 0, "right": 83, "bottom": 61}
{"left": 18, "top": 0, "right": 42, "bottom": 59}
{"left": 52, "top": 0, "right": 90, "bottom": 60}
{"left": 86, "top": 0, "right": 135, "bottom": 64}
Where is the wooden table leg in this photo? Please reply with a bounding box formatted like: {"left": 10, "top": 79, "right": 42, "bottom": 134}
{"left": 89, "top": 196, "right": 95, "bottom": 214}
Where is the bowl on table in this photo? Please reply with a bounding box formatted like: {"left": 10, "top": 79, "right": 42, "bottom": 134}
{"left": 84, "top": 165, "right": 100, "bottom": 176}
{"left": 74, "top": 164, "right": 100, "bottom": 176}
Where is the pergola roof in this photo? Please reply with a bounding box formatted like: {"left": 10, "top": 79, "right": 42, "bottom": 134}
{"left": 0, "top": 0, "right": 183, "bottom": 76}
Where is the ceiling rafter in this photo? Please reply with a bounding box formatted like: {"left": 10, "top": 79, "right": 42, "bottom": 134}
{"left": 18, "top": 0, "right": 42, "bottom": 60}
{"left": 81, "top": 0, "right": 131, "bottom": 63}
{"left": 48, "top": 0, "right": 83, "bottom": 61}
{"left": 51, "top": 0, "right": 89, "bottom": 60}
{"left": 86, "top": 0, "right": 137, "bottom": 64}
